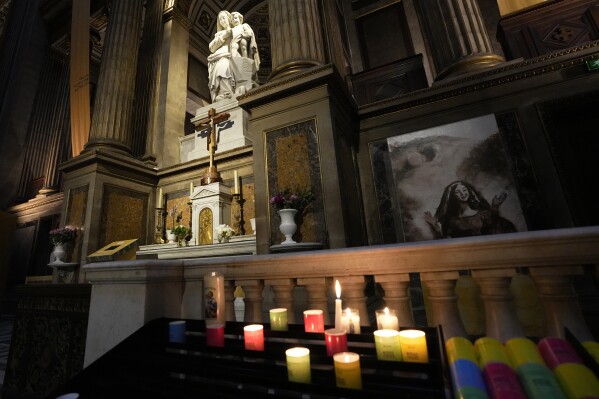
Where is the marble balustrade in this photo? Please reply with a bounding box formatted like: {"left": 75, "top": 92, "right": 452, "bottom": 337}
{"left": 82, "top": 226, "right": 599, "bottom": 367}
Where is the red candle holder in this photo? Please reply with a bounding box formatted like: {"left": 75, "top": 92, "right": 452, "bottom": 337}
{"left": 206, "top": 324, "right": 224, "bottom": 347}
{"left": 303, "top": 310, "right": 324, "bottom": 333}
{"left": 244, "top": 324, "right": 264, "bottom": 351}
{"left": 325, "top": 328, "right": 348, "bottom": 356}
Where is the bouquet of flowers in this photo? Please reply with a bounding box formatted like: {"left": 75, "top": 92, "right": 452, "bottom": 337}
{"left": 172, "top": 224, "right": 188, "bottom": 239}
{"left": 49, "top": 226, "right": 78, "bottom": 246}
{"left": 215, "top": 224, "right": 235, "bottom": 241}
{"left": 269, "top": 187, "right": 314, "bottom": 212}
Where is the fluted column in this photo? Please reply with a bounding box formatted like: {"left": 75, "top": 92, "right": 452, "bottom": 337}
{"left": 84, "top": 0, "right": 144, "bottom": 154}
{"left": 415, "top": 0, "right": 504, "bottom": 80}
{"left": 268, "top": 0, "right": 326, "bottom": 81}
{"left": 375, "top": 274, "right": 414, "bottom": 327}
{"left": 421, "top": 272, "right": 467, "bottom": 339}
{"left": 337, "top": 276, "right": 368, "bottom": 327}
{"left": 530, "top": 267, "right": 593, "bottom": 341}
{"left": 472, "top": 269, "right": 524, "bottom": 341}
{"left": 237, "top": 279, "right": 264, "bottom": 322}
{"left": 266, "top": 278, "right": 297, "bottom": 323}
{"left": 298, "top": 277, "right": 330, "bottom": 325}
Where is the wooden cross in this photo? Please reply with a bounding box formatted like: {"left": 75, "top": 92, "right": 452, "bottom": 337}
{"left": 195, "top": 108, "right": 230, "bottom": 169}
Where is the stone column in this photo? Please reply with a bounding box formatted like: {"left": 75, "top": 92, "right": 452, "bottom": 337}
{"left": 421, "top": 272, "right": 467, "bottom": 339}
{"left": 375, "top": 274, "right": 414, "bottom": 327}
{"left": 530, "top": 266, "right": 594, "bottom": 342}
{"left": 337, "top": 276, "right": 368, "bottom": 327}
{"left": 224, "top": 279, "right": 236, "bottom": 322}
{"left": 84, "top": 0, "right": 144, "bottom": 154}
{"left": 472, "top": 269, "right": 524, "bottom": 342}
{"left": 298, "top": 277, "right": 330, "bottom": 325}
{"left": 268, "top": 0, "right": 326, "bottom": 81}
{"left": 415, "top": 0, "right": 504, "bottom": 80}
{"left": 237, "top": 279, "right": 264, "bottom": 323}
{"left": 266, "top": 278, "right": 297, "bottom": 323}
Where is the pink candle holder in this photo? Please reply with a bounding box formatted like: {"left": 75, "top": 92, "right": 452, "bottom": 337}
{"left": 303, "top": 310, "right": 324, "bottom": 333}
{"left": 244, "top": 324, "right": 264, "bottom": 351}
{"left": 206, "top": 324, "right": 224, "bottom": 347}
{"left": 325, "top": 328, "right": 348, "bottom": 356}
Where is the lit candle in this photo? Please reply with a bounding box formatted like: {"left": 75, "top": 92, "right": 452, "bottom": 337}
{"left": 234, "top": 170, "right": 239, "bottom": 194}
{"left": 286, "top": 347, "right": 311, "bottom": 384}
{"left": 340, "top": 308, "right": 361, "bottom": 334}
{"left": 168, "top": 320, "right": 186, "bottom": 343}
{"left": 335, "top": 280, "right": 342, "bottom": 331}
{"left": 325, "top": 328, "right": 348, "bottom": 357}
{"left": 157, "top": 188, "right": 163, "bottom": 208}
{"left": 206, "top": 324, "right": 224, "bottom": 347}
{"left": 333, "top": 352, "right": 362, "bottom": 390}
{"left": 374, "top": 329, "right": 402, "bottom": 361}
{"left": 399, "top": 329, "right": 429, "bottom": 363}
{"left": 269, "top": 308, "right": 288, "bottom": 331}
{"left": 189, "top": 182, "right": 194, "bottom": 196}
{"left": 204, "top": 272, "right": 225, "bottom": 327}
{"left": 303, "top": 309, "right": 324, "bottom": 333}
{"left": 376, "top": 307, "right": 399, "bottom": 331}
{"left": 243, "top": 324, "right": 264, "bottom": 351}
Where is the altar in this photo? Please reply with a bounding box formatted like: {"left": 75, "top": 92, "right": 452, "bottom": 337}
{"left": 137, "top": 235, "right": 257, "bottom": 260}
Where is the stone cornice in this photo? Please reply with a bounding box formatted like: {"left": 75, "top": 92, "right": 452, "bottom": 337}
{"left": 163, "top": 2, "right": 192, "bottom": 31}
{"left": 358, "top": 41, "right": 599, "bottom": 118}
{"left": 7, "top": 192, "right": 64, "bottom": 216}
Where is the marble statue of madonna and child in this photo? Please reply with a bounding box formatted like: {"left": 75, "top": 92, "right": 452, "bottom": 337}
{"left": 207, "top": 10, "right": 260, "bottom": 103}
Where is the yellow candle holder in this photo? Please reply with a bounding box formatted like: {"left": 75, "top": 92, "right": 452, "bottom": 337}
{"left": 374, "top": 329, "right": 402, "bottom": 361}
{"left": 269, "top": 308, "right": 288, "bottom": 331}
{"left": 333, "top": 352, "right": 362, "bottom": 390}
{"left": 286, "top": 347, "right": 311, "bottom": 384}
{"left": 399, "top": 329, "right": 429, "bottom": 363}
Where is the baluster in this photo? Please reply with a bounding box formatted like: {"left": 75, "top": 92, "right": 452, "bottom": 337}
{"left": 530, "top": 266, "right": 593, "bottom": 341}
{"left": 236, "top": 279, "right": 264, "bottom": 323}
{"left": 374, "top": 274, "right": 414, "bottom": 327}
{"left": 421, "top": 271, "right": 467, "bottom": 339}
{"left": 265, "top": 278, "right": 297, "bottom": 323}
{"left": 336, "top": 276, "right": 368, "bottom": 326}
{"left": 472, "top": 269, "right": 523, "bottom": 342}
{"left": 225, "top": 280, "right": 235, "bottom": 322}
{"left": 298, "top": 277, "right": 330, "bottom": 325}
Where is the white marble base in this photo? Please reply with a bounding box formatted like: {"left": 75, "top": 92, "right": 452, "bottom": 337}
{"left": 137, "top": 235, "right": 257, "bottom": 260}
{"left": 182, "top": 99, "right": 252, "bottom": 163}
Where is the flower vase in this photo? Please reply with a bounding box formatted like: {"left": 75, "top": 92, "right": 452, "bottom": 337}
{"left": 52, "top": 243, "right": 66, "bottom": 263}
{"left": 167, "top": 229, "right": 176, "bottom": 244}
{"left": 278, "top": 209, "right": 298, "bottom": 244}
{"left": 177, "top": 237, "right": 183, "bottom": 247}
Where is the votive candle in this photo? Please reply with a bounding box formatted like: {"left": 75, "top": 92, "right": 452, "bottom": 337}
{"left": 270, "top": 308, "right": 288, "bottom": 331}
{"left": 234, "top": 170, "right": 239, "bottom": 194}
{"left": 375, "top": 307, "right": 399, "bottom": 331}
{"left": 335, "top": 280, "right": 342, "bottom": 330}
{"left": 204, "top": 272, "right": 225, "bottom": 327}
{"left": 244, "top": 324, "right": 264, "bottom": 351}
{"left": 399, "top": 329, "right": 429, "bottom": 363}
{"left": 286, "top": 347, "right": 311, "bottom": 384}
{"left": 334, "top": 352, "right": 362, "bottom": 390}
{"left": 168, "top": 320, "right": 186, "bottom": 343}
{"left": 303, "top": 309, "right": 324, "bottom": 333}
{"left": 374, "top": 329, "right": 402, "bottom": 361}
{"left": 206, "top": 324, "right": 224, "bottom": 347}
{"left": 325, "top": 328, "right": 348, "bottom": 356}
{"left": 340, "top": 308, "right": 361, "bottom": 334}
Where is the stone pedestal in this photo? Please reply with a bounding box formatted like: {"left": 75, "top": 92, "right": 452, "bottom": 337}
{"left": 48, "top": 262, "right": 79, "bottom": 284}
{"left": 183, "top": 100, "right": 252, "bottom": 163}
{"left": 190, "top": 183, "right": 233, "bottom": 245}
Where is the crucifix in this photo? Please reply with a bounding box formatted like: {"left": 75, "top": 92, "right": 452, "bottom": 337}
{"left": 194, "top": 107, "right": 230, "bottom": 185}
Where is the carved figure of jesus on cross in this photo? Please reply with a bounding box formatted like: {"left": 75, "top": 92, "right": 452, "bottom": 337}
{"left": 195, "top": 108, "right": 230, "bottom": 185}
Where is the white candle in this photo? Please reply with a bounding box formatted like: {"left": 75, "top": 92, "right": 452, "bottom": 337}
{"left": 335, "top": 280, "right": 342, "bottom": 330}
{"left": 340, "top": 308, "right": 360, "bottom": 334}
{"left": 157, "top": 188, "right": 162, "bottom": 208}
{"left": 234, "top": 170, "right": 239, "bottom": 194}
{"left": 189, "top": 182, "right": 194, "bottom": 196}
{"left": 204, "top": 272, "right": 225, "bottom": 327}
{"left": 376, "top": 307, "right": 399, "bottom": 331}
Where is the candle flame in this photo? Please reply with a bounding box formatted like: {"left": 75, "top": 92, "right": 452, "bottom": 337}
{"left": 384, "top": 307, "right": 389, "bottom": 316}
{"left": 335, "top": 280, "right": 341, "bottom": 298}
{"left": 345, "top": 308, "right": 351, "bottom": 316}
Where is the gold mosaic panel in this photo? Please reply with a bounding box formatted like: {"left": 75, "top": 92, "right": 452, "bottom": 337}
{"left": 66, "top": 185, "right": 88, "bottom": 228}
{"left": 100, "top": 186, "right": 147, "bottom": 247}
{"left": 165, "top": 194, "right": 191, "bottom": 231}
{"left": 275, "top": 134, "right": 311, "bottom": 190}
{"left": 230, "top": 182, "right": 256, "bottom": 235}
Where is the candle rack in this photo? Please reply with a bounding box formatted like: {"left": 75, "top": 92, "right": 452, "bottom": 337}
{"left": 50, "top": 319, "right": 450, "bottom": 399}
